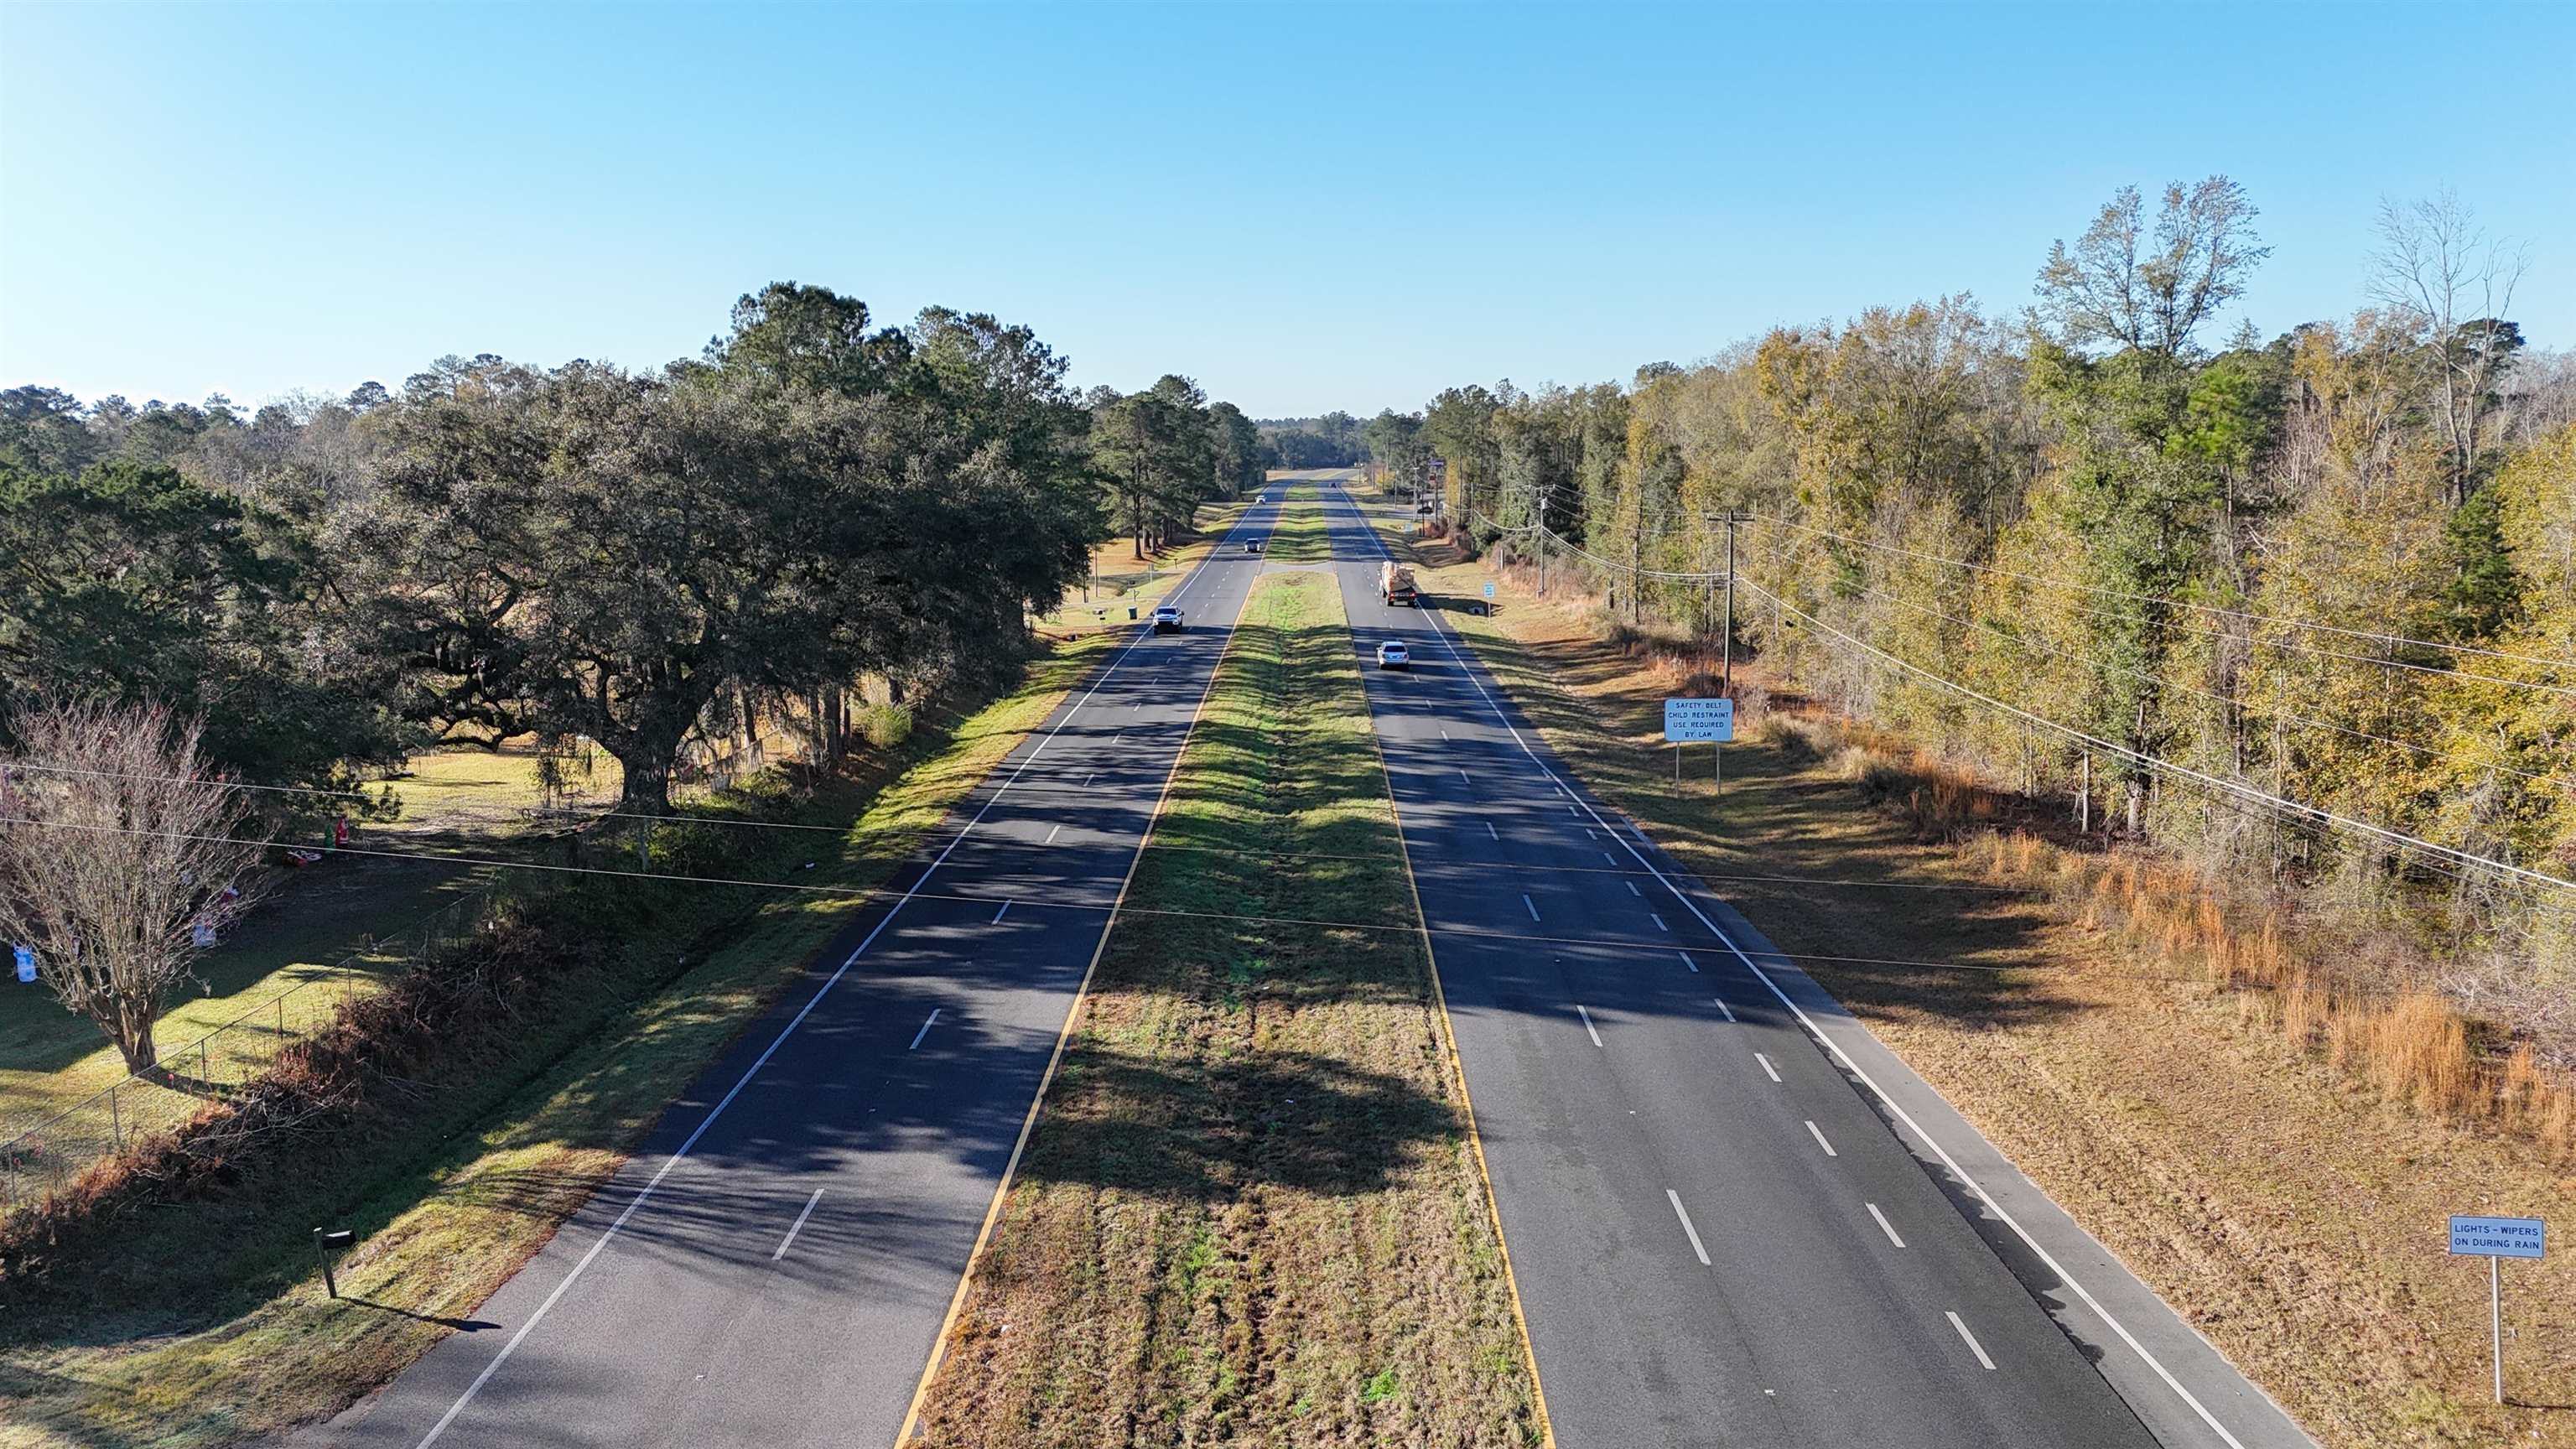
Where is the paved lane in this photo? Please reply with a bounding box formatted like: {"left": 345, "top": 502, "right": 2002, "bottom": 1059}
{"left": 1312, "top": 475, "right": 2310, "bottom": 1449}
{"left": 317, "top": 496, "right": 1290, "bottom": 1449}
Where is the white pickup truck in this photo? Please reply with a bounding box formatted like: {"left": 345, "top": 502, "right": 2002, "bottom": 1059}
{"left": 1150, "top": 605, "right": 1184, "bottom": 634}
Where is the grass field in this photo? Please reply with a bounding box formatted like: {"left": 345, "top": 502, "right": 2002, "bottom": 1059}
{"left": 909, "top": 564, "right": 1541, "bottom": 1448}
{"left": 1358, "top": 484, "right": 2575, "bottom": 1449}
{"left": 0, "top": 629, "right": 1126, "bottom": 1449}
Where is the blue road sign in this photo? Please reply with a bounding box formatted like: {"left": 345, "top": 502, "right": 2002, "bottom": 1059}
{"left": 2449, "top": 1215, "right": 2546, "bottom": 1259}
{"left": 1664, "top": 698, "right": 1735, "bottom": 743}
{"left": 13, "top": 944, "right": 34, "bottom": 984}
{"left": 1482, "top": 582, "right": 1496, "bottom": 600}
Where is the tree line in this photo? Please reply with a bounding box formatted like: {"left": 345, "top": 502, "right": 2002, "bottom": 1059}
{"left": 1368, "top": 181, "right": 2573, "bottom": 971}
{"left": 0, "top": 283, "right": 1270, "bottom": 816}
{"left": 1258, "top": 411, "right": 1368, "bottom": 469}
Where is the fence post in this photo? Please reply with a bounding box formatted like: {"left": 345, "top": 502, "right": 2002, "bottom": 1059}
{"left": 108, "top": 1083, "right": 122, "bottom": 1151}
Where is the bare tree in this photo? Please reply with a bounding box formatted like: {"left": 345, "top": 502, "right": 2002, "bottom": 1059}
{"left": 2037, "top": 176, "right": 2270, "bottom": 362}
{"left": 2371, "top": 189, "right": 2530, "bottom": 503}
{"left": 0, "top": 700, "right": 267, "bottom": 1075}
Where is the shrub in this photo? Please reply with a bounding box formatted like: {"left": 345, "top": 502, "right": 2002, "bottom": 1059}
{"left": 859, "top": 703, "right": 913, "bottom": 750}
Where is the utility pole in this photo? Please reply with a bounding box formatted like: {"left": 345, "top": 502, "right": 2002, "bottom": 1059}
{"left": 1703, "top": 511, "right": 1753, "bottom": 693}
{"left": 1535, "top": 495, "right": 1550, "bottom": 598}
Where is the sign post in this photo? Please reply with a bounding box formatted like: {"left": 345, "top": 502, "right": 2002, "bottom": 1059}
{"left": 1662, "top": 699, "right": 1736, "bottom": 789}
{"left": 2449, "top": 1213, "right": 2545, "bottom": 1404}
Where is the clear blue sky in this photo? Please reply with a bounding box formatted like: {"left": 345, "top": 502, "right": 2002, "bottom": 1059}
{"left": 4, "top": 1, "right": 2570, "bottom": 419}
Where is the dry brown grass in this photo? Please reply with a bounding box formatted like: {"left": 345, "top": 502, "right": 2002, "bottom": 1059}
{"left": 1954, "top": 825, "right": 2576, "bottom": 1161}
{"left": 911, "top": 569, "right": 1538, "bottom": 1448}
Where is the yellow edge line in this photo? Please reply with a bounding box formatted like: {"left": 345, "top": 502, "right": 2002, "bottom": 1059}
{"left": 1355, "top": 565, "right": 1559, "bottom": 1446}
{"left": 891, "top": 561, "right": 1265, "bottom": 1446}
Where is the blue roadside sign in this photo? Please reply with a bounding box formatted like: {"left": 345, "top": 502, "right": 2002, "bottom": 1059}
{"left": 1482, "top": 582, "right": 1496, "bottom": 599}
{"left": 2449, "top": 1216, "right": 2546, "bottom": 1259}
{"left": 13, "top": 944, "right": 34, "bottom": 984}
{"left": 1664, "top": 698, "right": 1735, "bottom": 743}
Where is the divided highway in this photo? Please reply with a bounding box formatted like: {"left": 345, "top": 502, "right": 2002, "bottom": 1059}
{"left": 1311, "top": 473, "right": 2314, "bottom": 1449}
{"left": 315, "top": 498, "right": 1290, "bottom": 1449}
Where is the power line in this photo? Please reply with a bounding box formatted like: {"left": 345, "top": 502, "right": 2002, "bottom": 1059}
{"left": 1518, "top": 508, "right": 2571, "bottom": 697}
{"left": 1758, "top": 540, "right": 2576, "bottom": 795}
{"left": 1891, "top": 540, "right": 2576, "bottom": 703}
{"left": 5, "top": 750, "right": 2050, "bottom": 895}
{"left": 1483, "top": 510, "right": 2573, "bottom": 772}
{"left": 1729, "top": 575, "right": 2576, "bottom": 895}
{"left": 0, "top": 813, "right": 2221, "bottom": 979}
{"left": 1483, "top": 506, "right": 2572, "bottom": 693}
{"left": 1777, "top": 517, "right": 2573, "bottom": 680}
{"left": 1471, "top": 512, "right": 1732, "bottom": 583}
{"left": 0, "top": 758, "right": 869, "bottom": 834}
{"left": 1478, "top": 509, "right": 2574, "bottom": 911}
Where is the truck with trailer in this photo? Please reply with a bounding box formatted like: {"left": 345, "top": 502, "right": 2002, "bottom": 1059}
{"left": 1379, "top": 560, "right": 1419, "bottom": 607}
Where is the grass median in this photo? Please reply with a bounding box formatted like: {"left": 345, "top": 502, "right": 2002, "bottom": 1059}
{"left": 911, "top": 566, "right": 1541, "bottom": 1449}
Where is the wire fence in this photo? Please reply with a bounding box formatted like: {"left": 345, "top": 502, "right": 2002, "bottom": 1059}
{"left": 0, "top": 886, "right": 491, "bottom": 1216}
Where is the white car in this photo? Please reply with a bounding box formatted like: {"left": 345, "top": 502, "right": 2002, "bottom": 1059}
{"left": 1151, "top": 605, "right": 1184, "bottom": 634}
{"left": 1375, "top": 641, "right": 1410, "bottom": 670}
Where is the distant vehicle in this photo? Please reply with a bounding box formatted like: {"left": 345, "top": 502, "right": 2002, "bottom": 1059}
{"left": 1415, "top": 500, "right": 1435, "bottom": 514}
{"left": 1150, "top": 605, "right": 1184, "bottom": 633}
{"left": 1241, "top": 538, "right": 1263, "bottom": 553}
{"left": 1379, "top": 560, "right": 1418, "bottom": 607}
{"left": 1375, "top": 641, "right": 1410, "bottom": 670}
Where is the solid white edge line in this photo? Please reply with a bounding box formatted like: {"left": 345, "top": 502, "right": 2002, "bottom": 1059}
{"left": 412, "top": 506, "right": 1257, "bottom": 1449}
{"left": 1576, "top": 1004, "right": 1603, "bottom": 1048}
{"left": 1666, "top": 1189, "right": 1712, "bottom": 1266}
{"left": 771, "top": 1189, "right": 824, "bottom": 1262}
{"left": 1756, "top": 1052, "right": 1781, "bottom": 1083}
{"left": 909, "top": 1008, "right": 941, "bottom": 1052}
{"left": 1348, "top": 498, "right": 2256, "bottom": 1449}
{"left": 1868, "top": 1202, "right": 1908, "bottom": 1249}
{"left": 1948, "top": 1311, "right": 1998, "bottom": 1371}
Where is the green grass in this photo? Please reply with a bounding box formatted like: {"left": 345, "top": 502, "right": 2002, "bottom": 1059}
{"left": 911, "top": 558, "right": 1540, "bottom": 1448}
{"left": 0, "top": 740, "right": 626, "bottom": 1151}
{"left": 0, "top": 629, "right": 1124, "bottom": 1449}
{"left": 0, "top": 855, "right": 486, "bottom": 1147}
{"left": 1262, "top": 484, "right": 1330, "bottom": 564}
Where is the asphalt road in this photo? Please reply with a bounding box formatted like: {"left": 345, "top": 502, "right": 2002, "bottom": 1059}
{"left": 1313, "top": 474, "right": 2314, "bottom": 1449}
{"left": 312, "top": 496, "right": 1291, "bottom": 1449}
